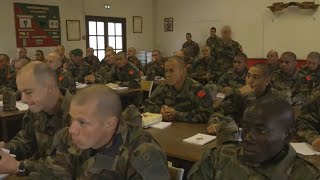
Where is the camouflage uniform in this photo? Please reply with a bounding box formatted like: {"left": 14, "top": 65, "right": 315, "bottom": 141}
{"left": 73, "top": 62, "right": 91, "bottom": 83}
{"left": 269, "top": 63, "right": 281, "bottom": 73}
{"left": 296, "top": 92, "right": 320, "bottom": 144}
{"left": 297, "top": 66, "right": 320, "bottom": 95}
{"left": 29, "top": 121, "right": 170, "bottom": 180}
{"left": 271, "top": 69, "right": 307, "bottom": 105}
{"left": 217, "top": 67, "right": 248, "bottom": 90}
{"left": 182, "top": 40, "right": 200, "bottom": 58}
{"left": 144, "top": 77, "right": 214, "bottom": 123}
{"left": 83, "top": 55, "right": 100, "bottom": 73}
{"left": 188, "top": 144, "right": 320, "bottom": 180}
{"left": 56, "top": 66, "right": 76, "bottom": 94}
{"left": 94, "top": 63, "right": 114, "bottom": 84}
{"left": 128, "top": 56, "right": 142, "bottom": 70}
{"left": 191, "top": 56, "right": 219, "bottom": 78}
{"left": 206, "top": 35, "right": 221, "bottom": 57}
{"left": 214, "top": 40, "right": 242, "bottom": 70}
{"left": 143, "top": 60, "right": 165, "bottom": 81}
{"left": 0, "top": 65, "right": 16, "bottom": 93}
{"left": 111, "top": 62, "right": 141, "bottom": 88}
{"left": 100, "top": 58, "right": 107, "bottom": 66}
{"left": 61, "top": 56, "right": 70, "bottom": 65}
{"left": 4, "top": 89, "right": 72, "bottom": 175}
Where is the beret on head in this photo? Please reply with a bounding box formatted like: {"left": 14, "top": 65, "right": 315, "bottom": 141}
{"left": 71, "top": 48, "right": 83, "bottom": 56}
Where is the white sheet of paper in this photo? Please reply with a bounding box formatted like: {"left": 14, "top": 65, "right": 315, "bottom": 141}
{"left": 112, "top": 87, "right": 128, "bottom": 91}
{"left": 183, "top": 133, "right": 216, "bottom": 146}
{"left": 151, "top": 122, "right": 172, "bottom": 129}
{"left": 16, "top": 101, "right": 28, "bottom": 111}
{"left": 0, "top": 174, "right": 9, "bottom": 180}
{"left": 290, "top": 142, "right": 320, "bottom": 155}
{"left": 217, "top": 93, "right": 226, "bottom": 99}
{"left": 0, "top": 101, "right": 2, "bottom": 106}
{"left": 76, "top": 83, "right": 88, "bottom": 89}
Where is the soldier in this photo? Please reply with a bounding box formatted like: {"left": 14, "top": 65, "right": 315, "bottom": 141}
{"left": 83, "top": 47, "right": 100, "bottom": 72}
{"left": 189, "top": 96, "right": 320, "bottom": 180}
{"left": 271, "top": 51, "right": 307, "bottom": 105}
{"left": 85, "top": 49, "right": 116, "bottom": 84}
{"left": 191, "top": 46, "right": 219, "bottom": 79}
{"left": 46, "top": 52, "right": 76, "bottom": 94}
{"left": 217, "top": 52, "right": 248, "bottom": 94}
{"left": 206, "top": 27, "right": 221, "bottom": 57}
{"left": 182, "top": 33, "right": 200, "bottom": 58}
{"left": 127, "top": 47, "right": 142, "bottom": 70}
{"left": 70, "top": 48, "right": 91, "bottom": 83}
{"left": 208, "top": 63, "right": 285, "bottom": 134}
{"left": 0, "top": 61, "right": 72, "bottom": 176}
{"left": 266, "top": 50, "right": 280, "bottom": 72}
{"left": 100, "top": 46, "right": 114, "bottom": 66}
{"left": 111, "top": 51, "right": 141, "bottom": 88}
{"left": 55, "top": 45, "right": 70, "bottom": 65}
{"left": 214, "top": 26, "right": 242, "bottom": 70}
{"left": 175, "top": 49, "right": 194, "bottom": 74}
{"left": 143, "top": 49, "right": 165, "bottom": 80}
{"left": 298, "top": 52, "right": 320, "bottom": 95}
{"left": 296, "top": 92, "right": 320, "bottom": 151}
{"left": 34, "top": 50, "right": 45, "bottom": 62}
{"left": 0, "top": 54, "right": 15, "bottom": 92}
{"left": 27, "top": 85, "right": 170, "bottom": 179}
{"left": 16, "top": 47, "right": 31, "bottom": 62}
{"left": 144, "top": 56, "right": 213, "bottom": 123}
{"left": 14, "top": 58, "right": 29, "bottom": 73}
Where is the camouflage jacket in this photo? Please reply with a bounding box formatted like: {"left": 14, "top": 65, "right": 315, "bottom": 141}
{"left": 143, "top": 60, "right": 165, "bottom": 81}
{"left": 56, "top": 66, "right": 76, "bottom": 94}
{"left": 296, "top": 92, "right": 320, "bottom": 144}
{"left": 271, "top": 69, "right": 307, "bottom": 105}
{"left": 269, "top": 63, "right": 281, "bottom": 73}
{"left": 73, "top": 62, "right": 91, "bottom": 83}
{"left": 94, "top": 63, "right": 114, "bottom": 84}
{"left": 191, "top": 56, "right": 219, "bottom": 78}
{"left": 5, "top": 89, "right": 72, "bottom": 175}
{"left": 206, "top": 35, "right": 221, "bottom": 57}
{"left": 0, "top": 65, "right": 16, "bottom": 93}
{"left": 214, "top": 40, "right": 242, "bottom": 70}
{"left": 188, "top": 144, "right": 320, "bottom": 180}
{"left": 144, "top": 77, "right": 214, "bottom": 123}
{"left": 83, "top": 56, "right": 101, "bottom": 73}
{"left": 182, "top": 40, "right": 200, "bottom": 58}
{"left": 128, "top": 56, "right": 142, "bottom": 70}
{"left": 61, "top": 56, "right": 70, "bottom": 65}
{"left": 29, "top": 121, "right": 170, "bottom": 180}
{"left": 217, "top": 67, "right": 248, "bottom": 90}
{"left": 297, "top": 66, "right": 320, "bottom": 95}
{"left": 111, "top": 62, "right": 141, "bottom": 88}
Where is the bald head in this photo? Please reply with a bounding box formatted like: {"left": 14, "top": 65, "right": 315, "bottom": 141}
{"left": 0, "top": 54, "right": 10, "bottom": 70}
{"left": 86, "top": 47, "right": 94, "bottom": 57}
{"left": 72, "top": 85, "right": 122, "bottom": 120}
{"left": 166, "top": 56, "right": 186, "bottom": 70}
{"left": 46, "top": 52, "right": 62, "bottom": 70}
{"left": 15, "top": 58, "right": 30, "bottom": 72}
{"left": 55, "top": 45, "right": 65, "bottom": 57}
{"left": 221, "top": 25, "right": 232, "bottom": 40}
{"left": 267, "top": 50, "right": 279, "bottom": 64}
{"left": 175, "top": 50, "right": 185, "bottom": 58}
{"left": 127, "top": 47, "right": 137, "bottom": 57}
{"left": 17, "top": 47, "right": 27, "bottom": 58}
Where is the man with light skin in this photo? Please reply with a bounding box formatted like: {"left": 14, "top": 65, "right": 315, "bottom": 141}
{"left": 84, "top": 47, "right": 100, "bottom": 72}
{"left": 127, "top": 47, "right": 141, "bottom": 70}
{"left": 17, "top": 47, "right": 31, "bottom": 61}
{"left": 266, "top": 50, "right": 280, "bottom": 72}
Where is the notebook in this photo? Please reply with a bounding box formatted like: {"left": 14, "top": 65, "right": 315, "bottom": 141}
{"left": 183, "top": 133, "right": 216, "bottom": 146}
{"left": 142, "top": 112, "right": 162, "bottom": 127}
{"left": 290, "top": 142, "right": 320, "bottom": 155}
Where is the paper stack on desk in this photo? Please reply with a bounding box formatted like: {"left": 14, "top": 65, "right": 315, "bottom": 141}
{"left": 76, "top": 82, "right": 88, "bottom": 89}
{"left": 290, "top": 142, "right": 320, "bottom": 155}
{"left": 183, "top": 133, "right": 216, "bottom": 146}
{"left": 151, "top": 122, "right": 172, "bottom": 129}
{"left": 105, "top": 83, "right": 128, "bottom": 91}
{"left": 16, "top": 101, "right": 28, "bottom": 111}
{"left": 142, "top": 112, "right": 162, "bottom": 127}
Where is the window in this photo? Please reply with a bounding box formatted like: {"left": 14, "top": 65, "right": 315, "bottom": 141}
{"left": 86, "top": 16, "right": 126, "bottom": 60}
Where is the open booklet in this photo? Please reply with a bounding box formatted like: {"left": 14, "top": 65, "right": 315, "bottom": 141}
{"left": 183, "top": 133, "right": 216, "bottom": 146}
{"left": 290, "top": 142, "right": 320, "bottom": 156}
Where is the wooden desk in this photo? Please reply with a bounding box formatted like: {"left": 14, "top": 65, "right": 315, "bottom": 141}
{"left": 0, "top": 106, "right": 26, "bottom": 142}
{"left": 115, "top": 88, "right": 142, "bottom": 95}
{"left": 146, "top": 122, "right": 215, "bottom": 162}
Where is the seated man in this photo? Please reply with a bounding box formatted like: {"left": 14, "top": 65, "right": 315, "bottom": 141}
{"left": 34, "top": 50, "right": 45, "bottom": 62}
{"left": 0, "top": 61, "right": 72, "bottom": 176}
{"left": 298, "top": 52, "right": 320, "bottom": 95}
{"left": 85, "top": 49, "right": 116, "bottom": 84}
{"left": 16, "top": 47, "right": 31, "bottom": 61}
{"left": 189, "top": 96, "right": 320, "bottom": 179}
{"left": 127, "top": 47, "right": 142, "bottom": 70}
{"left": 217, "top": 52, "right": 248, "bottom": 94}
{"left": 182, "top": 33, "right": 200, "bottom": 59}
{"left": 175, "top": 49, "right": 194, "bottom": 73}
{"left": 46, "top": 52, "right": 76, "bottom": 94}
{"left": 143, "top": 49, "right": 165, "bottom": 80}
{"left": 0, "top": 54, "right": 15, "bottom": 92}
{"left": 144, "top": 56, "right": 213, "bottom": 123}
{"left": 296, "top": 92, "right": 320, "bottom": 152}
{"left": 111, "top": 51, "right": 141, "bottom": 88}
{"left": 83, "top": 47, "right": 100, "bottom": 72}
{"left": 191, "top": 46, "right": 218, "bottom": 79}
{"left": 266, "top": 50, "right": 280, "bottom": 72}
{"left": 271, "top": 51, "right": 307, "bottom": 105}
{"left": 70, "top": 48, "right": 91, "bottom": 83}
{"left": 206, "top": 27, "right": 221, "bottom": 58}
{"left": 26, "top": 85, "right": 170, "bottom": 179}
{"left": 208, "top": 63, "right": 284, "bottom": 134}
{"left": 55, "top": 45, "right": 70, "bottom": 67}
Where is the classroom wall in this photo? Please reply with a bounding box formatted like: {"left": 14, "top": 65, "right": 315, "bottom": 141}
{"left": 0, "top": 0, "right": 154, "bottom": 60}
{"left": 154, "top": 0, "right": 320, "bottom": 59}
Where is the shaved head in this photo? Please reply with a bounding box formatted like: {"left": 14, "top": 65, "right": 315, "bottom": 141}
{"left": 166, "top": 56, "right": 186, "bottom": 70}
{"left": 46, "top": 52, "right": 62, "bottom": 70}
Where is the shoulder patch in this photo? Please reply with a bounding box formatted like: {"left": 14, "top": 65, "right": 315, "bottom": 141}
{"left": 58, "top": 76, "right": 64, "bottom": 81}
{"left": 128, "top": 70, "right": 134, "bottom": 75}
{"left": 306, "top": 75, "right": 312, "bottom": 81}
{"left": 197, "top": 90, "right": 206, "bottom": 98}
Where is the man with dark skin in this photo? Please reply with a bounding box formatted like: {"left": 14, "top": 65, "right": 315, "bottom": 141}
{"left": 34, "top": 50, "right": 45, "bottom": 62}
{"left": 189, "top": 96, "right": 320, "bottom": 179}
{"left": 266, "top": 50, "right": 280, "bottom": 72}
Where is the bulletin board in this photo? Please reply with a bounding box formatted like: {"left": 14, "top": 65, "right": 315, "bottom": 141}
{"left": 14, "top": 3, "right": 61, "bottom": 47}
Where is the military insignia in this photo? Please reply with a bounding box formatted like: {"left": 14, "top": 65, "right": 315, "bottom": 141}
{"left": 197, "top": 90, "right": 206, "bottom": 98}
{"left": 6, "top": 73, "right": 11, "bottom": 80}
{"left": 128, "top": 70, "right": 134, "bottom": 75}
{"left": 306, "top": 75, "right": 312, "bottom": 81}
{"left": 58, "top": 76, "right": 64, "bottom": 81}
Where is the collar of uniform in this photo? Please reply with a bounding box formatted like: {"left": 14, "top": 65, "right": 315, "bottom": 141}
{"left": 168, "top": 77, "right": 193, "bottom": 98}
{"left": 281, "top": 68, "right": 298, "bottom": 80}
{"left": 56, "top": 65, "right": 64, "bottom": 75}
{"left": 236, "top": 67, "right": 248, "bottom": 79}
{"left": 256, "top": 85, "right": 272, "bottom": 98}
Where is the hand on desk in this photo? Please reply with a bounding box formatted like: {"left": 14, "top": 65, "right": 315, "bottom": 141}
{"left": 207, "top": 124, "right": 218, "bottom": 135}
{"left": 161, "top": 105, "right": 176, "bottom": 121}
{"left": 0, "top": 148, "right": 20, "bottom": 174}
{"left": 312, "top": 138, "right": 320, "bottom": 152}
{"left": 84, "top": 75, "right": 95, "bottom": 84}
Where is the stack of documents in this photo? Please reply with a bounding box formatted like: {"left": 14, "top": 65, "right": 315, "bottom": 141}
{"left": 290, "top": 142, "right": 320, "bottom": 155}
{"left": 183, "top": 133, "right": 216, "bottom": 145}
{"left": 76, "top": 82, "right": 88, "bottom": 89}
{"left": 151, "top": 122, "right": 172, "bottom": 129}
{"left": 142, "top": 112, "right": 162, "bottom": 127}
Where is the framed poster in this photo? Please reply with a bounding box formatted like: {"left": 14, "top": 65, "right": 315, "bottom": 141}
{"left": 14, "top": 3, "right": 61, "bottom": 47}
{"left": 66, "top": 20, "right": 80, "bottom": 41}
{"left": 133, "top": 16, "right": 143, "bottom": 33}
{"left": 164, "top": 18, "right": 173, "bottom": 32}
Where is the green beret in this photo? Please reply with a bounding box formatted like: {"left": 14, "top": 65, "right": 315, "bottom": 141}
{"left": 70, "top": 48, "right": 83, "bottom": 56}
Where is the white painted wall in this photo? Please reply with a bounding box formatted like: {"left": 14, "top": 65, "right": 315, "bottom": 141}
{"left": 154, "top": 0, "right": 320, "bottom": 59}
{"left": 0, "top": 0, "right": 154, "bottom": 60}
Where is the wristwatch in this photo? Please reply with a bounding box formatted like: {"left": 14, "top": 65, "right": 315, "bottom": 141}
{"left": 16, "top": 161, "right": 26, "bottom": 176}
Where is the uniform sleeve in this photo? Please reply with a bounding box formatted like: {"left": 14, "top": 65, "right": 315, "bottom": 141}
{"left": 5, "top": 111, "right": 37, "bottom": 160}
{"left": 188, "top": 148, "right": 216, "bottom": 180}
{"left": 292, "top": 74, "right": 309, "bottom": 105}
{"left": 130, "top": 143, "right": 170, "bottom": 180}
{"left": 143, "top": 85, "right": 165, "bottom": 113}
{"left": 119, "top": 68, "right": 141, "bottom": 88}
{"left": 296, "top": 97, "right": 320, "bottom": 144}
{"left": 95, "top": 70, "right": 113, "bottom": 84}
{"left": 217, "top": 73, "right": 229, "bottom": 88}
{"left": 75, "top": 64, "right": 91, "bottom": 83}
{"left": 59, "top": 73, "right": 76, "bottom": 94}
